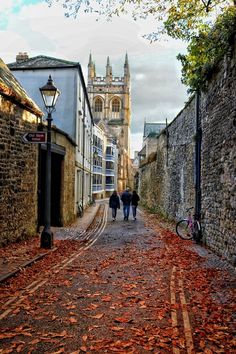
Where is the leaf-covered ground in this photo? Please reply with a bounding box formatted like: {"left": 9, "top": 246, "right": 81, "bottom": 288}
{"left": 0, "top": 210, "right": 235, "bottom": 353}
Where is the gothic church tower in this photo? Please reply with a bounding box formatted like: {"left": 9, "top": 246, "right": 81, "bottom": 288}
{"left": 87, "top": 54, "right": 132, "bottom": 192}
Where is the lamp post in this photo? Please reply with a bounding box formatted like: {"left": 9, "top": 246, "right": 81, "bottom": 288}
{"left": 39, "top": 75, "right": 60, "bottom": 248}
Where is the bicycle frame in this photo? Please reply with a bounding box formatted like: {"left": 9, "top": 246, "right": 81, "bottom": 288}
{"left": 176, "top": 207, "right": 202, "bottom": 242}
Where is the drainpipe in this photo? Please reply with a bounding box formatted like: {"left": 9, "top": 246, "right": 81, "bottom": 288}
{"left": 166, "top": 118, "right": 169, "bottom": 167}
{"left": 37, "top": 115, "right": 43, "bottom": 232}
{"left": 82, "top": 96, "right": 85, "bottom": 211}
{"left": 195, "top": 90, "right": 202, "bottom": 220}
{"left": 89, "top": 119, "right": 93, "bottom": 203}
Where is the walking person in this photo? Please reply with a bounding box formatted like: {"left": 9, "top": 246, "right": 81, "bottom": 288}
{"left": 131, "top": 190, "right": 140, "bottom": 220}
{"left": 109, "top": 190, "right": 120, "bottom": 221}
{"left": 121, "top": 188, "right": 132, "bottom": 221}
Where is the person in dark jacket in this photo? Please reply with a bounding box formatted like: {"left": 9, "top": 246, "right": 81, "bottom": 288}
{"left": 121, "top": 188, "right": 132, "bottom": 221}
{"left": 109, "top": 190, "right": 120, "bottom": 221}
{"left": 131, "top": 190, "right": 140, "bottom": 220}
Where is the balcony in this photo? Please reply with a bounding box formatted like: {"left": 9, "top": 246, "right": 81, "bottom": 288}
{"left": 105, "top": 184, "right": 115, "bottom": 191}
{"left": 105, "top": 154, "right": 115, "bottom": 162}
{"left": 93, "top": 165, "right": 103, "bottom": 174}
{"left": 92, "top": 184, "right": 104, "bottom": 193}
{"left": 106, "top": 168, "right": 115, "bottom": 176}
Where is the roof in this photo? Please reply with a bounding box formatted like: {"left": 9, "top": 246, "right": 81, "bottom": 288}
{"left": 8, "top": 54, "right": 93, "bottom": 124}
{"left": 143, "top": 122, "right": 166, "bottom": 138}
{"left": 0, "top": 58, "right": 42, "bottom": 117}
{"left": 8, "top": 55, "right": 79, "bottom": 69}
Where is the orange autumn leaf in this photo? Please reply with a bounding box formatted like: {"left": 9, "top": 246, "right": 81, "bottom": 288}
{"left": 69, "top": 317, "right": 78, "bottom": 324}
{"left": 16, "top": 344, "right": 24, "bottom": 353}
{"left": 111, "top": 326, "right": 125, "bottom": 331}
{"left": 101, "top": 295, "right": 112, "bottom": 302}
{"left": 80, "top": 346, "right": 87, "bottom": 352}
{"left": 114, "top": 317, "right": 133, "bottom": 323}
{"left": 29, "top": 338, "right": 41, "bottom": 345}
{"left": 90, "top": 313, "right": 104, "bottom": 319}
{"left": 50, "top": 349, "right": 65, "bottom": 354}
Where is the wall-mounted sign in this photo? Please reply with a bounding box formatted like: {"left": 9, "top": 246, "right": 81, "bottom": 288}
{"left": 22, "top": 132, "right": 46, "bottom": 144}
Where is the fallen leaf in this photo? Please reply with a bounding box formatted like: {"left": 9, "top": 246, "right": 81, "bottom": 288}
{"left": 90, "top": 313, "right": 104, "bottom": 319}
{"left": 114, "top": 317, "right": 133, "bottom": 323}
{"left": 111, "top": 326, "right": 124, "bottom": 331}
{"left": 101, "top": 295, "right": 112, "bottom": 302}
{"left": 80, "top": 346, "right": 87, "bottom": 352}
{"left": 69, "top": 317, "right": 77, "bottom": 324}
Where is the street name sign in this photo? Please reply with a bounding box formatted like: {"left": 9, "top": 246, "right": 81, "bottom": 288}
{"left": 22, "top": 132, "right": 47, "bottom": 144}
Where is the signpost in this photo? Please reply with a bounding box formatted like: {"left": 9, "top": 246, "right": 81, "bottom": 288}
{"left": 22, "top": 132, "right": 46, "bottom": 144}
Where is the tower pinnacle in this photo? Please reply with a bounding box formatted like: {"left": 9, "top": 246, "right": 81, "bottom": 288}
{"left": 106, "top": 56, "right": 112, "bottom": 80}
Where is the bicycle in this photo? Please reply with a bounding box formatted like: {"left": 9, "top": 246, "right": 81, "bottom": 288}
{"left": 176, "top": 207, "right": 202, "bottom": 242}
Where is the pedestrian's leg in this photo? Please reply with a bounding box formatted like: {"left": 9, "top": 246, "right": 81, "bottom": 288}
{"left": 132, "top": 206, "right": 135, "bottom": 219}
{"left": 114, "top": 208, "right": 117, "bottom": 220}
{"left": 123, "top": 206, "right": 126, "bottom": 220}
{"left": 133, "top": 206, "right": 137, "bottom": 220}
{"left": 112, "top": 208, "right": 116, "bottom": 220}
{"left": 127, "top": 205, "right": 130, "bottom": 220}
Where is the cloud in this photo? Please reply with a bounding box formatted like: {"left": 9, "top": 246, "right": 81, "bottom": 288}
{"left": 0, "top": 0, "right": 188, "bottom": 155}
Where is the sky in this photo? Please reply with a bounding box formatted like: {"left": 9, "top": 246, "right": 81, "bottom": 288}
{"left": 0, "top": 0, "right": 188, "bottom": 157}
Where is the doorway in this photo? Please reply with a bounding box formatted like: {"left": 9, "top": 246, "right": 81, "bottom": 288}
{"left": 38, "top": 149, "right": 63, "bottom": 227}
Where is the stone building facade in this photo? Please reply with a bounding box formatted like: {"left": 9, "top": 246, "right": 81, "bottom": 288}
{"left": 87, "top": 54, "right": 132, "bottom": 192}
{"left": 139, "top": 38, "right": 236, "bottom": 264}
{"left": 38, "top": 127, "right": 76, "bottom": 227}
{"left": 0, "top": 58, "right": 42, "bottom": 245}
{"left": 0, "top": 57, "right": 78, "bottom": 246}
{"left": 8, "top": 53, "right": 94, "bottom": 216}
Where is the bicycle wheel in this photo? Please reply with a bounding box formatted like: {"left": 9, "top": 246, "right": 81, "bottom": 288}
{"left": 176, "top": 220, "right": 193, "bottom": 240}
{"left": 193, "top": 220, "right": 201, "bottom": 242}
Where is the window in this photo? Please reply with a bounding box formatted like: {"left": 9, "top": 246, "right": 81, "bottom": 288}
{"left": 112, "top": 98, "right": 120, "bottom": 113}
{"left": 94, "top": 97, "right": 103, "bottom": 112}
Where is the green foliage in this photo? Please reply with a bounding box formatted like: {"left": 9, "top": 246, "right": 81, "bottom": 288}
{"left": 164, "top": 0, "right": 232, "bottom": 41}
{"left": 45, "top": 0, "right": 233, "bottom": 41}
{"left": 46, "top": 0, "right": 235, "bottom": 91}
{"left": 177, "top": 7, "right": 236, "bottom": 92}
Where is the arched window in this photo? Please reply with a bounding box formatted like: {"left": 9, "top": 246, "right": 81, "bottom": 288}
{"left": 94, "top": 97, "right": 103, "bottom": 112}
{"left": 112, "top": 98, "right": 120, "bottom": 113}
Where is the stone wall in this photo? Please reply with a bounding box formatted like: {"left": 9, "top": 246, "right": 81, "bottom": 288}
{"left": 0, "top": 95, "right": 38, "bottom": 245}
{"left": 200, "top": 41, "right": 236, "bottom": 262}
{"left": 139, "top": 38, "right": 236, "bottom": 264}
{"left": 140, "top": 98, "right": 196, "bottom": 219}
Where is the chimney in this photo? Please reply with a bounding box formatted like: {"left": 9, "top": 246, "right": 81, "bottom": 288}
{"left": 16, "top": 52, "right": 29, "bottom": 63}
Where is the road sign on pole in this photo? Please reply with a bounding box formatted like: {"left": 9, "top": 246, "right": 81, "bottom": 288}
{"left": 22, "top": 132, "right": 47, "bottom": 144}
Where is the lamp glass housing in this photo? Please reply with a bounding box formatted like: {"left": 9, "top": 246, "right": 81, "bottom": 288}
{"left": 40, "top": 75, "right": 60, "bottom": 109}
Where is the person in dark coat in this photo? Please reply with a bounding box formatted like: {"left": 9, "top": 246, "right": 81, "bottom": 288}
{"left": 109, "top": 190, "right": 120, "bottom": 221}
{"left": 121, "top": 188, "right": 132, "bottom": 221}
{"left": 131, "top": 190, "right": 140, "bottom": 220}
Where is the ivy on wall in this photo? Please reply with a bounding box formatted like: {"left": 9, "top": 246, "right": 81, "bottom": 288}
{"left": 177, "top": 7, "right": 236, "bottom": 92}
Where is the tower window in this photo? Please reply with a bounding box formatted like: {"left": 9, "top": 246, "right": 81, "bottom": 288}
{"left": 112, "top": 98, "right": 120, "bottom": 113}
{"left": 94, "top": 97, "right": 103, "bottom": 112}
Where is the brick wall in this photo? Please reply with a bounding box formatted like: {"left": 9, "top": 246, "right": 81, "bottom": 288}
{"left": 0, "top": 95, "right": 38, "bottom": 245}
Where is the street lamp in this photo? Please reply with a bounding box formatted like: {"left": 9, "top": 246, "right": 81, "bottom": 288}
{"left": 39, "top": 75, "right": 60, "bottom": 248}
